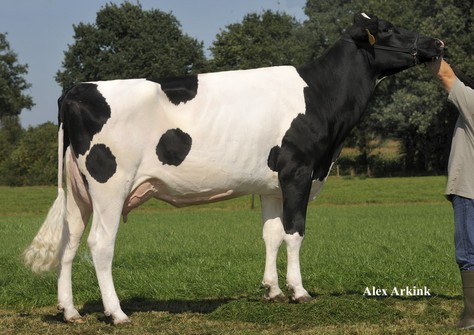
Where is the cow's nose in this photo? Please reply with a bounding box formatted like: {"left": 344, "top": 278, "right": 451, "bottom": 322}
{"left": 436, "top": 39, "right": 445, "bottom": 49}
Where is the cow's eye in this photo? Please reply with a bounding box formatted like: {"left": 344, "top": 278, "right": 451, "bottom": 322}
{"left": 383, "top": 26, "right": 393, "bottom": 33}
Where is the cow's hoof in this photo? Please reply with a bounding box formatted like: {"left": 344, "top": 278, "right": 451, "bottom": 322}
{"left": 265, "top": 292, "right": 287, "bottom": 302}
{"left": 113, "top": 317, "right": 131, "bottom": 326}
{"left": 287, "top": 284, "right": 313, "bottom": 303}
{"left": 261, "top": 282, "right": 286, "bottom": 302}
{"left": 104, "top": 309, "right": 130, "bottom": 325}
{"left": 58, "top": 304, "right": 84, "bottom": 324}
{"left": 290, "top": 294, "right": 314, "bottom": 303}
{"left": 64, "top": 314, "right": 85, "bottom": 324}
{"left": 111, "top": 314, "right": 131, "bottom": 326}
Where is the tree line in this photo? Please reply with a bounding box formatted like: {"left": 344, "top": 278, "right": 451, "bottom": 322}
{"left": 1, "top": 0, "right": 473, "bottom": 185}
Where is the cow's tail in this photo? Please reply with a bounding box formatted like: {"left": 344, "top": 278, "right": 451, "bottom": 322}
{"left": 23, "top": 122, "right": 67, "bottom": 273}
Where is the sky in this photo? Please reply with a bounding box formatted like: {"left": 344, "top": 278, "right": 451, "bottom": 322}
{"left": 1, "top": 0, "right": 308, "bottom": 128}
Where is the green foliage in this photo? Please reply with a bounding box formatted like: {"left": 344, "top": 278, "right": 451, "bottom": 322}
{"left": 56, "top": 2, "right": 207, "bottom": 90}
{"left": 209, "top": 10, "right": 310, "bottom": 71}
{"left": 0, "top": 33, "right": 34, "bottom": 120}
{"left": 0, "top": 115, "right": 22, "bottom": 158}
{"left": 0, "top": 122, "right": 57, "bottom": 186}
{"left": 303, "top": 0, "right": 356, "bottom": 58}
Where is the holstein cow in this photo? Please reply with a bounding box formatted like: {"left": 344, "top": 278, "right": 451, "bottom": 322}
{"left": 24, "top": 13, "right": 444, "bottom": 324}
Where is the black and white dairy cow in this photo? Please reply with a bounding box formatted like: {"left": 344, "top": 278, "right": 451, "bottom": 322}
{"left": 24, "top": 13, "right": 443, "bottom": 324}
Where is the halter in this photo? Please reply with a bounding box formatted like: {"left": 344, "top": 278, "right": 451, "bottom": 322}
{"left": 342, "top": 33, "right": 420, "bottom": 65}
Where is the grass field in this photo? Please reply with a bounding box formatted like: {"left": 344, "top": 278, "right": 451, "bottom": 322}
{"left": 0, "top": 176, "right": 466, "bottom": 334}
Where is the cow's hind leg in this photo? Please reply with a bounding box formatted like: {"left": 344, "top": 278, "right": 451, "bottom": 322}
{"left": 57, "top": 191, "right": 91, "bottom": 322}
{"left": 260, "top": 195, "right": 286, "bottom": 301}
{"left": 87, "top": 188, "right": 129, "bottom": 324}
{"left": 58, "top": 153, "right": 92, "bottom": 322}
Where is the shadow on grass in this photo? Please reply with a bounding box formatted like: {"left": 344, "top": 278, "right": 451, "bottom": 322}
{"left": 80, "top": 296, "right": 233, "bottom": 316}
{"left": 69, "top": 291, "right": 463, "bottom": 315}
{"left": 41, "top": 297, "right": 233, "bottom": 325}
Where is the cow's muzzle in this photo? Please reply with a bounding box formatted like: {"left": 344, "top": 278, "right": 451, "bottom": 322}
{"left": 374, "top": 35, "right": 444, "bottom": 65}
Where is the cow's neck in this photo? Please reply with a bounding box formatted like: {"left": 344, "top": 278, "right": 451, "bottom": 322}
{"left": 296, "top": 39, "right": 379, "bottom": 179}
{"left": 297, "top": 39, "right": 378, "bottom": 134}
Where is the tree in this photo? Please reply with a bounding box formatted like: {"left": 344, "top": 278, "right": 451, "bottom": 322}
{"left": 0, "top": 32, "right": 33, "bottom": 183}
{"left": 0, "top": 122, "right": 57, "bottom": 186}
{"left": 209, "top": 10, "right": 310, "bottom": 71}
{"left": 303, "top": 0, "right": 356, "bottom": 59}
{"left": 0, "top": 33, "right": 34, "bottom": 121}
{"left": 0, "top": 116, "right": 23, "bottom": 183}
{"left": 56, "top": 2, "right": 207, "bottom": 90}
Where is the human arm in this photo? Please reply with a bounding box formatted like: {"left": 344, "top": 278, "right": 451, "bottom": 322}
{"left": 430, "top": 59, "right": 457, "bottom": 92}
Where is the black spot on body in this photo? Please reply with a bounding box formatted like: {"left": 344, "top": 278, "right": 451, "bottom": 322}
{"left": 86, "top": 144, "right": 117, "bottom": 183}
{"left": 148, "top": 75, "right": 198, "bottom": 105}
{"left": 60, "top": 83, "right": 111, "bottom": 157}
{"left": 156, "top": 128, "right": 192, "bottom": 166}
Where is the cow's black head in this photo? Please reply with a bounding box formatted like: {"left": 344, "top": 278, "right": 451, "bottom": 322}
{"left": 345, "top": 13, "right": 444, "bottom": 77}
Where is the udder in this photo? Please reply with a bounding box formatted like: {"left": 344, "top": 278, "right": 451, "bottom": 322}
{"left": 122, "top": 179, "right": 236, "bottom": 221}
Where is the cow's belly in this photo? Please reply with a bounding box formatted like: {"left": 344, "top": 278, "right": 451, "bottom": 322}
{"left": 122, "top": 170, "right": 279, "bottom": 219}
{"left": 122, "top": 151, "right": 335, "bottom": 217}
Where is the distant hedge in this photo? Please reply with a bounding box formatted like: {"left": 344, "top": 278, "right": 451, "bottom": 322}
{"left": 333, "top": 148, "right": 407, "bottom": 178}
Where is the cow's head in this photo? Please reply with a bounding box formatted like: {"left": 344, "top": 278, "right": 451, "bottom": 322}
{"left": 345, "top": 13, "right": 444, "bottom": 77}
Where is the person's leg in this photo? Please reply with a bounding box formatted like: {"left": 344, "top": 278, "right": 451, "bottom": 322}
{"left": 453, "top": 195, "right": 474, "bottom": 329}
{"left": 453, "top": 195, "right": 474, "bottom": 271}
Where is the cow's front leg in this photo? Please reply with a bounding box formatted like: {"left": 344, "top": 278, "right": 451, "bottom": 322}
{"left": 285, "top": 233, "right": 312, "bottom": 302}
{"left": 261, "top": 196, "right": 286, "bottom": 301}
{"left": 280, "top": 164, "right": 313, "bottom": 302}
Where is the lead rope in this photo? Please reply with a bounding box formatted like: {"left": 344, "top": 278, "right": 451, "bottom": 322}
{"left": 411, "top": 34, "right": 419, "bottom": 65}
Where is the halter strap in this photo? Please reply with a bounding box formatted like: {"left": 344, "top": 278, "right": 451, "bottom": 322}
{"left": 341, "top": 34, "right": 420, "bottom": 65}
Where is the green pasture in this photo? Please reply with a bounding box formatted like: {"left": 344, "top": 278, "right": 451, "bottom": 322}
{"left": 0, "top": 176, "right": 466, "bottom": 334}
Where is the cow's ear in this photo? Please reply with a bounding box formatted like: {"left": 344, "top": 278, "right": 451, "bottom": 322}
{"left": 348, "top": 12, "right": 379, "bottom": 45}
